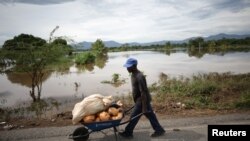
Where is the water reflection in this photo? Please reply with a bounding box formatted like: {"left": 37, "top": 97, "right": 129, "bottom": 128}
{"left": 76, "top": 63, "right": 95, "bottom": 72}
{"left": 0, "top": 98, "right": 66, "bottom": 120}
{"left": 154, "top": 47, "right": 250, "bottom": 58}
{"left": 187, "top": 47, "right": 250, "bottom": 58}
{"left": 95, "top": 54, "right": 108, "bottom": 69}
{"left": 6, "top": 72, "right": 51, "bottom": 88}
{"left": 75, "top": 54, "right": 108, "bottom": 72}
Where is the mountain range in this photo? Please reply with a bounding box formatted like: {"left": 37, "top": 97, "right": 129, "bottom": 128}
{"left": 73, "top": 33, "right": 250, "bottom": 50}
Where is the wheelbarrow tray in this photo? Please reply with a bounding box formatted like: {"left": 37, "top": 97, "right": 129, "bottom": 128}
{"left": 82, "top": 118, "right": 123, "bottom": 131}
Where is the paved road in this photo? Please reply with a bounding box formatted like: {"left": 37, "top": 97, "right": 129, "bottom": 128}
{"left": 0, "top": 113, "right": 250, "bottom": 141}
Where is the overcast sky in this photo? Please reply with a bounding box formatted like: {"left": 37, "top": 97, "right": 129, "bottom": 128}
{"left": 0, "top": 0, "right": 250, "bottom": 45}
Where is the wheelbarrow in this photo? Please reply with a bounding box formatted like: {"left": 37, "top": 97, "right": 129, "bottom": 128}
{"left": 69, "top": 105, "right": 144, "bottom": 141}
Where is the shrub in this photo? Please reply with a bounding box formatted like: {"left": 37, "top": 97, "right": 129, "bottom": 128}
{"left": 75, "top": 52, "right": 95, "bottom": 65}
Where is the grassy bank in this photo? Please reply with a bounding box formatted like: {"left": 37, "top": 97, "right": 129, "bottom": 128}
{"left": 149, "top": 72, "right": 250, "bottom": 112}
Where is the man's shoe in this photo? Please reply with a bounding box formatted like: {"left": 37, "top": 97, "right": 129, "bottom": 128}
{"left": 119, "top": 131, "right": 133, "bottom": 139}
{"left": 151, "top": 130, "right": 166, "bottom": 137}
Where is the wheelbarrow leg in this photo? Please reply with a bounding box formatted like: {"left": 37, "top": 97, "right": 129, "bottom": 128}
{"left": 113, "top": 126, "right": 119, "bottom": 141}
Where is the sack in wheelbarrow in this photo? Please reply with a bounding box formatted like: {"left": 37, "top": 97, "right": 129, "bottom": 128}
{"left": 72, "top": 94, "right": 115, "bottom": 124}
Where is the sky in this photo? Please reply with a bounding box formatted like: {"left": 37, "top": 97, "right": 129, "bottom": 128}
{"left": 0, "top": 0, "right": 250, "bottom": 45}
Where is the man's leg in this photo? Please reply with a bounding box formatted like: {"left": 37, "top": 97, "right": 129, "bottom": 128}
{"left": 121, "top": 102, "right": 142, "bottom": 136}
{"left": 144, "top": 103, "right": 165, "bottom": 136}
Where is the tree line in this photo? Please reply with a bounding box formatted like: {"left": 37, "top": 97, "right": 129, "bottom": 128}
{"left": 108, "top": 37, "right": 250, "bottom": 52}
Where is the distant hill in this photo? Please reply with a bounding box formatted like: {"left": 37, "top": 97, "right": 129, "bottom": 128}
{"left": 74, "top": 41, "right": 92, "bottom": 50}
{"left": 204, "top": 33, "right": 250, "bottom": 40}
{"left": 73, "top": 33, "right": 250, "bottom": 50}
{"left": 74, "top": 40, "right": 121, "bottom": 50}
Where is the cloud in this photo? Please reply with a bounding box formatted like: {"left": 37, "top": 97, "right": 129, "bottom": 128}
{"left": 0, "top": 0, "right": 249, "bottom": 45}
{"left": 188, "top": 0, "right": 250, "bottom": 20}
{"left": 214, "top": 0, "right": 250, "bottom": 12}
{"left": 0, "top": 0, "right": 75, "bottom": 5}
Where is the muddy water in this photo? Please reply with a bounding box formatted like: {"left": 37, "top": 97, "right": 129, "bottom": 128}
{"left": 1, "top": 50, "right": 250, "bottom": 107}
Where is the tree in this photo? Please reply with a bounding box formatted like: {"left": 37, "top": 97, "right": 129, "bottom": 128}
{"left": 52, "top": 38, "right": 67, "bottom": 45}
{"left": 51, "top": 38, "right": 73, "bottom": 55}
{"left": 164, "top": 41, "right": 171, "bottom": 49}
{"left": 1, "top": 33, "right": 71, "bottom": 102}
{"left": 49, "top": 25, "right": 59, "bottom": 43}
{"left": 207, "top": 41, "right": 216, "bottom": 53}
{"left": 2, "top": 34, "right": 46, "bottom": 51}
{"left": 188, "top": 37, "right": 204, "bottom": 48}
{"left": 0, "top": 49, "right": 5, "bottom": 73}
{"left": 91, "top": 39, "right": 107, "bottom": 56}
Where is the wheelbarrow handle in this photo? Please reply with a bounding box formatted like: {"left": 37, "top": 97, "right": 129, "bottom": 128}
{"left": 124, "top": 106, "right": 151, "bottom": 115}
{"left": 124, "top": 106, "right": 135, "bottom": 114}
{"left": 119, "top": 111, "right": 151, "bottom": 125}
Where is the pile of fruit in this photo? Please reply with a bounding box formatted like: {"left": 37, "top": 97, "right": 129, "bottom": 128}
{"left": 82, "top": 106, "right": 123, "bottom": 123}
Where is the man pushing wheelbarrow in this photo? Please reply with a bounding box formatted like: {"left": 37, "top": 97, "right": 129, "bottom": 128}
{"left": 119, "top": 58, "right": 166, "bottom": 139}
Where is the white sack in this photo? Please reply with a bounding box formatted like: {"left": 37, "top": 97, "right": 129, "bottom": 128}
{"left": 72, "top": 94, "right": 114, "bottom": 124}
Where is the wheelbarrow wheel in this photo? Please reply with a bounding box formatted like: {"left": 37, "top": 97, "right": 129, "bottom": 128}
{"left": 72, "top": 127, "right": 89, "bottom": 141}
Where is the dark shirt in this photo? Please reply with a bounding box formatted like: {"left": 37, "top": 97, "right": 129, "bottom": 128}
{"left": 131, "top": 71, "right": 152, "bottom": 103}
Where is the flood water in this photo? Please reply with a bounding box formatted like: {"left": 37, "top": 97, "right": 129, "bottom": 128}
{"left": 1, "top": 50, "right": 250, "bottom": 107}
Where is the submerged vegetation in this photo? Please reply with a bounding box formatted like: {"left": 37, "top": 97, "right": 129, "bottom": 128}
{"left": 74, "top": 39, "right": 107, "bottom": 65}
{"left": 101, "top": 73, "right": 126, "bottom": 87}
{"left": 75, "top": 51, "right": 95, "bottom": 65}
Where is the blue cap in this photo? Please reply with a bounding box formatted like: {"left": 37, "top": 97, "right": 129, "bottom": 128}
{"left": 123, "top": 58, "right": 138, "bottom": 68}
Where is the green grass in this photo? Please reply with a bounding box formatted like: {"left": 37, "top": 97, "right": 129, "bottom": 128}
{"left": 149, "top": 72, "right": 250, "bottom": 110}
{"left": 235, "top": 91, "right": 250, "bottom": 109}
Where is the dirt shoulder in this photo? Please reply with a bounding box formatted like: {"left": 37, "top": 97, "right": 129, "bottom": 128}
{"left": 1, "top": 108, "right": 249, "bottom": 131}
{"left": 1, "top": 112, "right": 250, "bottom": 141}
